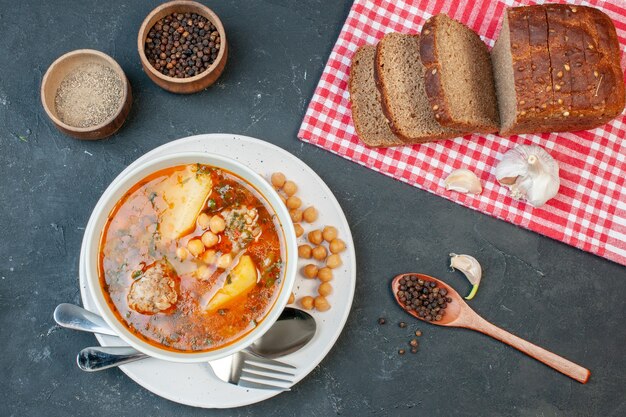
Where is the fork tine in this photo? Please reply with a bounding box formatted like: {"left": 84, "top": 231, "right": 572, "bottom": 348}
{"left": 237, "top": 378, "right": 291, "bottom": 391}
{"left": 242, "top": 362, "right": 296, "bottom": 377}
{"left": 240, "top": 370, "right": 294, "bottom": 385}
{"left": 243, "top": 353, "right": 297, "bottom": 370}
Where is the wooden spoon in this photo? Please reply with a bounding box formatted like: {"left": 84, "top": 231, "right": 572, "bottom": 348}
{"left": 392, "top": 273, "right": 590, "bottom": 384}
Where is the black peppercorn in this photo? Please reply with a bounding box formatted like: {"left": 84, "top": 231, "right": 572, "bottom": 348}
{"left": 145, "top": 12, "right": 221, "bottom": 78}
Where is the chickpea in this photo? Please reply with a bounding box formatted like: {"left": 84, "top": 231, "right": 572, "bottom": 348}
{"left": 283, "top": 180, "right": 298, "bottom": 196}
{"left": 300, "top": 296, "right": 314, "bottom": 310}
{"left": 318, "top": 267, "right": 333, "bottom": 282}
{"left": 303, "top": 264, "right": 319, "bottom": 279}
{"left": 286, "top": 196, "right": 302, "bottom": 210}
{"left": 329, "top": 238, "right": 346, "bottom": 254}
{"left": 217, "top": 253, "right": 233, "bottom": 269}
{"left": 302, "top": 206, "right": 318, "bottom": 223}
{"left": 196, "top": 265, "right": 211, "bottom": 281}
{"left": 288, "top": 292, "right": 295, "bottom": 304}
{"left": 290, "top": 209, "right": 303, "bottom": 223}
{"left": 294, "top": 223, "right": 304, "bottom": 238}
{"left": 201, "top": 231, "right": 218, "bottom": 248}
{"left": 308, "top": 229, "right": 323, "bottom": 245}
{"left": 187, "top": 239, "right": 205, "bottom": 257}
{"left": 322, "top": 226, "right": 338, "bottom": 242}
{"left": 279, "top": 194, "right": 287, "bottom": 205}
{"left": 298, "top": 244, "right": 313, "bottom": 259}
{"left": 209, "top": 215, "right": 226, "bottom": 234}
{"left": 326, "top": 254, "right": 342, "bottom": 269}
{"left": 318, "top": 282, "right": 333, "bottom": 297}
{"left": 201, "top": 249, "right": 216, "bottom": 264}
{"left": 176, "top": 247, "right": 189, "bottom": 261}
{"left": 312, "top": 245, "right": 328, "bottom": 261}
{"left": 271, "top": 172, "right": 286, "bottom": 188}
{"left": 314, "top": 296, "right": 331, "bottom": 312}
{"left": 197, "top": 212, "right": 211, "bottom": 230}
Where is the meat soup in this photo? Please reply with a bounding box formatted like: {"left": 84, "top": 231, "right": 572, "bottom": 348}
{"left": 99, "top": 164, "right": 285, "bottom": 352}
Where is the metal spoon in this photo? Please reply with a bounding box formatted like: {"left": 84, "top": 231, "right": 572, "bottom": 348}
{"left": 54, "top": 304, "right": 316, "bottom": 370}
{"left": 391, "top": 273, "right": 590, "bottom": 383}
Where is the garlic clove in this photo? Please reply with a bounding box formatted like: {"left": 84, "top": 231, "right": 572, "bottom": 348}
{"left": 449, "top": 253, "right": 482, "bottom": 300}
{"left": 444, "top": 169, "right": 482, "bottom": 194}
{"left": 495, "top": 144, "right": 560, "bottom": 207}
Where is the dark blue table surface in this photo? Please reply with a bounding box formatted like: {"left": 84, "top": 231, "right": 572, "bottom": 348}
{"left": 1, "top": 1, "right": 624, "bottom": 416}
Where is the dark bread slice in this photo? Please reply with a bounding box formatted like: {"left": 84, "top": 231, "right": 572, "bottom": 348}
{"left": 348, "top": 45, "right": 403, "bottom": 148}
{"left": 374, "top": 32, "right": 463, "bottom": 144}
{"left": 420, "top": 14, "right": 499, "bottom": 133}
{"left": 578, "top": 5, "right": 625, "bottom": 124}
{"left": 527, "top": 6, "right": 556, "bottom": 123}
{"left": 545, "top": 4, "right": 574, "bottom": 130}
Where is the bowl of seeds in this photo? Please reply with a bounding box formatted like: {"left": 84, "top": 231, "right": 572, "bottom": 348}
{"left": 41, "top": 49, "right": 132, "bottom": 140}
{"left": 137, "top": 0, "right": 228, "bottom": 94}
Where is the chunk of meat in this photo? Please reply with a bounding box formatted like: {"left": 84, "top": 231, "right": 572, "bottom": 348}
{"left": 128, "top": 262, "right": 178, "bottom": 314}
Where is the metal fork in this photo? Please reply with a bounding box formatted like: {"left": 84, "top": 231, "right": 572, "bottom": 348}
{"left": 77, "top": 345, "right": 296, "bottom": 390}
{"left": 208, "top": 350, "right": 296, "bottom": 391}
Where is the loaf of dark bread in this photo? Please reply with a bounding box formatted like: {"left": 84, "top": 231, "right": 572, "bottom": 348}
{"left": 349, "top": 45, "right": 404, "bottom": 147}
{"left": 492, "top": 4, "right": 625, "bottom": 136}
{"left": 419, "top": 14, "right": 500, "bottom": 133}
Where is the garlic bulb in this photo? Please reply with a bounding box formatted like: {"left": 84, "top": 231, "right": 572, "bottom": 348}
{"left": 495, "top": 144, "right": 560, "bottom": 207}
{"left": 449, "top": 253, "right": 482, "bottom": 300}
{"left": 444, "top": 169, "right": 482, "bottom": 194}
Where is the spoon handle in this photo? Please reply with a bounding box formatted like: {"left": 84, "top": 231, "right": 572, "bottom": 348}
{"left": 54, "top": 303, "right": 118, "bottom": 337}
{"left": 77, "top": 346, "right": 148, "bottom": 372}
{"left": 470, "top": 317, "right": 590, "bottom": 383}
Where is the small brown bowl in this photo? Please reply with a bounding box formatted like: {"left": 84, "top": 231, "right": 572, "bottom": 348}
{"left": 41, "top": 49, "right": 132, "bottom": 140}
{"left": 137, "top": 0, "right": 228, "bottom": 94}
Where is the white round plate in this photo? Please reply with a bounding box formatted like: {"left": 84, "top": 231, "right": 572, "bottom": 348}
{"left": 79, "top": 134, "right": 356, "bottom": 408}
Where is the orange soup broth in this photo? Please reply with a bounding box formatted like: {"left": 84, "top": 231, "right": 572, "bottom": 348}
{"left": 99, "top": 165, "right": 286, "bottom": 352}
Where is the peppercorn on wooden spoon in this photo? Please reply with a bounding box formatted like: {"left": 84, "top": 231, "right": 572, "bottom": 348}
{"left": 391, "top": 273, "right": 590, "bottom": 384}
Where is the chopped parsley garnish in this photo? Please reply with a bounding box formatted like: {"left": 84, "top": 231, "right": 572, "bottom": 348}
{"left": 196, "top": 163, "right": 214, "bottom": 177}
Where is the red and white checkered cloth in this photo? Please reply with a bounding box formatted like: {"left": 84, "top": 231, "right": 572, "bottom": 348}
{"left": 298, "top": 0, "right": 626, "bottom": 266}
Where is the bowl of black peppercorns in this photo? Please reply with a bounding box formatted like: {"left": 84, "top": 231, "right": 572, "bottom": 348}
{"left": 138, "top": 0, "right": 227, "bottom": 94}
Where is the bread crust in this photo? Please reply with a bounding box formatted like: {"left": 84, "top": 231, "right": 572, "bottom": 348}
{"left": 419, "top": 14, "right": 499, "bottom": 133}
{"left": 419, "top": 17, "right": 455, "bottom": 128}
{"left": 374, "top": 32, "right": 461, "bottom": 144}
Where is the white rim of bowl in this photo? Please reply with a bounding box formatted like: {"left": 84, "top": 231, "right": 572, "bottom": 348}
{"left": 84, "top": 151, "right": 298, "bottom": 362}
